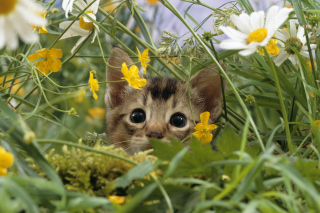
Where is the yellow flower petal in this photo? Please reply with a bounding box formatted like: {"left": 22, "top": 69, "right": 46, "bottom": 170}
{"left": 109, "top": 195, "right": 125, "bottom": 204}
{"left": 193, "top": 111, "right": 217, "bottom": 145}
{"left": 137, "top": 47, "right": 150, "bottom": 74}
{"left": 47, "top": 58, "right": 62, "bottom": 72}
{"left": 89, "top": 72, "right": 99, "bottom": 100}
{"left": 0, "top": 152, "right": 14, "bottom": 168}
{"left": 27, "top": 52, "right": 42, "bottom": 62}
{"left": 47, "top": 48, "right": 63, "bottom": 59}
{"left": 36, "top": 61, "right": 49, "bottom": 76}
{"left": 121, "top": 62, "right": 147, "bottom": 90}
{"left": 39, "top": 26, "right": 48, "bottom": 33}
{"left": 200, "top": 111, "right": 210, "bottom": 126}
{"left": 0, "top": 168, "right": 7, "bottom": 176}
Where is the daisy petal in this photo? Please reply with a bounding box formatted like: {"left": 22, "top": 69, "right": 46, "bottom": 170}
{"left": 275, "top": 29, "right": 290, "bottom": 43}
{"left": 297, "top": 25, "right": 304, "bottom": 41}
{"left": 265, "top": 6, "right": 279, "bottom": 30}
{"left": 219, "top": 39, "right": 247, "bottom": 50}
{"left": 219, "top": 26, "right": 247, "bottom": 40}
{"left": 250, "top": 12, "right": 261, "bottom": 30}
{"left": 71, "top": 36, "right": 88, "bottom": 53}
{"left": 300, "top": 51, "right": 310, "bottom": 57}
{"left": 274, "top": 50, "right": 288, "bottom": 66}
{"left": 239, "top": 48, "right": 257, "bottom": 56}
{"left": 230, "top": 14, "right": 251, "bottom": 34}
{"left": 289, "top": 20, "right": 297, "bottom": 37}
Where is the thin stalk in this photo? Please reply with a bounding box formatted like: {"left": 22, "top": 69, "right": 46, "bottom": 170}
{"left": 263, "top": 47, "right": 293, "bottom": 154}
{"left": 164, "top": 0, "right": 265, "bottom": 151}
{"left": 234, "top": 115, "right": 250, "bottom": 179}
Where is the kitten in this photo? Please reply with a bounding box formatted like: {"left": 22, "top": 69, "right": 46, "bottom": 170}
{"left": 105, "top": 47, "right": 226, "bottom": 155}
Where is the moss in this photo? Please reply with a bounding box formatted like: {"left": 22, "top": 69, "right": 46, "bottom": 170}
{"left": 31, "top": 142, "right": 156, "bottom": 197}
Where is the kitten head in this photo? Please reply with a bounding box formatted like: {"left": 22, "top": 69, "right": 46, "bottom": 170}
{"left": 105, "top": 47, "right": 226, "bottom": 155}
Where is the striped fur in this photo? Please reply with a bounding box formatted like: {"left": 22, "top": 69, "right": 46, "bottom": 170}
{"left": 105, "top": 47, "right": 226, "bottom": 155}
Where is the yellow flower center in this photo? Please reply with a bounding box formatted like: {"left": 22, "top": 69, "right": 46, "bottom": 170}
{"left": 247, "top": 28, "right": 268, "bottom": 43}
{"left": 79, "top": 11, "right": 94, "bottom": 31}
{"left": 0, "top": 0, "right": 17, "bottom": 15}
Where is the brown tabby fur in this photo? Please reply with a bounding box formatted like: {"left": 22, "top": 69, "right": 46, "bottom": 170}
{"left": 105, "top": 47, "right": 226, "bottom": 155}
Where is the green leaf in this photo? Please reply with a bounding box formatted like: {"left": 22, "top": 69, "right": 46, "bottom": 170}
{"left": 125, "top": 0, "right": 153, "bottom": 45}
{"left": 115, "top": 160, "right": 154, "bottom": 188}
{"left": 217, "top": 125, "right": 242, "bottom": 156}
{"left": 151, "top": 137, "right": 223, "bottom": 178}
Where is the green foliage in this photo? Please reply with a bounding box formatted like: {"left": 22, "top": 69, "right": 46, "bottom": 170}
{"left": 1, "top": 0, "right": 320, "bottom": 212}
{"left": 31, "top": 143, "right": 155, "bottom": 197}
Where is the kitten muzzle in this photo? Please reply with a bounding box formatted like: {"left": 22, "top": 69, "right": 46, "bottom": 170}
{"left": 146, "top": 130, "right": 164, "bottom": 139}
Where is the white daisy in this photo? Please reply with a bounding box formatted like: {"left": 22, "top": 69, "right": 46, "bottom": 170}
{"left": 0, "top": 0, "right": 47, "bottom": 50}
{"left": 62, "top": 0, "right": 76, "bottom": 18}
{"left": 274, "top": 19, "right": 317, "bottom": 66}
{"left": 219, "top": 6, "right": 293, "bottom": 56}
{"left": 59, "top": 0, "right": 100, "bottom": 53}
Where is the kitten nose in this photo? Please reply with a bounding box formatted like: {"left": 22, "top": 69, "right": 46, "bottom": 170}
{"left": 146, "top": 130, "right": 164, "bottom": 139}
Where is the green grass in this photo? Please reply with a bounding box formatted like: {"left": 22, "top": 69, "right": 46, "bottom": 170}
{"left": 1, "top": 0, "right": 320, "bottom": 212}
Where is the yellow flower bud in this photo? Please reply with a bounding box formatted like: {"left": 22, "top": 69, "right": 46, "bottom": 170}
{"left": 24, "top": 131, "right": 36, "bottom": 144}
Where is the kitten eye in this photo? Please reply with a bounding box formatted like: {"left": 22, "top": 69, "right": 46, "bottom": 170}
{"left": 170, "top": 113, "right": 187, "bottom": 128}
{"left": 130, "top": 109, "right": 146, "bottom": 123}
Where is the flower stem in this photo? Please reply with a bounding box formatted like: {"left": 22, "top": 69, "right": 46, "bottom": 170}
{"left": 164, "top": 0, "right": 265, "bottom": 151}
{"left": 263, "top": 47, "right": 293, "bottom": 154}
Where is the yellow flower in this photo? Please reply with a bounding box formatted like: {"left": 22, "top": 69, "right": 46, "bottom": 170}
{"left": 89, "top": 72, "right": 99, "bottom": 100}
{"left": 0, "top": 168, "right": 7, "bottom": 176}
{"left": 108, "top": 195, "right": 125, "bottom": 204}
{"left": 28, "top": 48, "right": 63, "bottom": 76}
{"left": 311, "top": 91, "right": 315, "bottom": 98}
{"left": 68, "top": 108, "right": 79, "bottom": 117}
{"left": 88, "top": 107, "right": 106, "bottom": 119}
{"left": 32, "top": 11, "right": 48, "bottom": 33}
{"left": 193, "top": 112, "right": 217, "bottom": 145}
{"left": 315, "top": 120, "right": 320, "bottom": 128}
{"left": 121, "top": 62, "right": 147, "bottom": 90}
{"left": 146, "top": 0, "right": 158, "bottom": 5}
{"left": 137, "top": 47, "right": 150, "bottom": 74}
{"left": 307, "top": 61, "right": 316, "bottom": 71}
{"left": 0, "top": 146, "right": 14, "bottom": 176}
{"left": 258, "top": 34, "right": 279, "bottom": 56}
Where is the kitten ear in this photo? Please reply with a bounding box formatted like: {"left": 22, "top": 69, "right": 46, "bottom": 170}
{"left": 189, "top": 61, "right": 227, "bottom": 121}
{"left": 105, "top": 47, "right": 134, "bottom": 108}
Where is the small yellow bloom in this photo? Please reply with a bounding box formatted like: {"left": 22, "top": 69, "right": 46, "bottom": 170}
{"left": 0, "top": 168, "right": 7, "bottom": 176}
{"left": 89, "top": 72, "right": 99, "bottom": 100}
{"left": 258, "top": 35, "right": 279, "bottom": 56}
{"left": 0, "top": 146, "right": 14, "bottom": 173}
{"left": 121, "top": 62, "right": 147, "bottom": 90}
{"left": 146, "top": 0, "right": 158, "bottom": 5}
{"left": 137, "top": 47, "right": 150, "bottom": 74}
{"left": 193, "top": 112, "right": 217, "bottom": 145}
{"left": 28, "top": 48, "right": 63, "bottom": 76}
{"left": 109, "top": 195, "right": 125, "bottom": 204}
{"left": 134, "top": 26, "right": 141, "bottom": 33}
{"left": 307, "top": 61, "right": 316, "bottom": 71}
{"left": 32, "top": 11, "right": 48, "bottom": 33}
{"left": 88, "top": 107, "right": 106, "bottom": 119}
{"left": 311, "top": 91, "right": 315, "bottom": 98}
{"left": 315, "top": 120, "right": 320, "bottom": 128}
{"left": 222, "top": 174, "right": 231, "bottom": 182}
{"left": 68, "top": 108, "right": 79, "bottom": 117}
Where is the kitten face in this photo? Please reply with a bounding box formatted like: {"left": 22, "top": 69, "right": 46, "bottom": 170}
{"left": 105, "top": 47, "right": 226, "bottom": 155}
